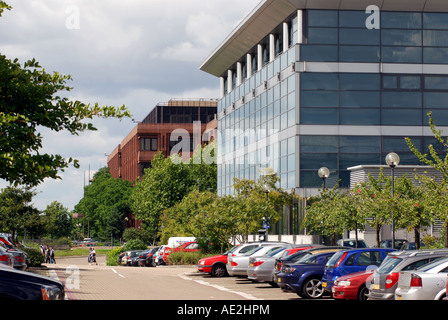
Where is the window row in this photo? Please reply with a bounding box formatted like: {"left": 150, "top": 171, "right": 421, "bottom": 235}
{"left": 308, "top": 10, "right": 448, "bottom": 30}
{"left": 300, "top": 108, "right": 448, "bottom": 126}
{"left": 308, "top": 28, "right": 448, "bottom": 47}
{"left": 301, "top": 73, "right": 448, "bottom": 91}
{"left": 300, "top": 44, "right": 448, "bottom": 64}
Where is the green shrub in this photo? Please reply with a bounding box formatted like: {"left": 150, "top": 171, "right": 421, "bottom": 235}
{"left": 106, "top": 247, "right": 125, "bottom": 266}
{"left": 23, "top": 247, "right": 44, "bottom": 267}
{"left": 122, "top": 239, "right": 147, "bottom": 251}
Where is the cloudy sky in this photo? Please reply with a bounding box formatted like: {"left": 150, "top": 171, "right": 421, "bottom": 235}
{"left": 0, "top": 0, "right": 260, "bottom": 211}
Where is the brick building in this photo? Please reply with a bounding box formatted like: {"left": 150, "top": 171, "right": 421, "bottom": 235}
{"left": 107, "top": 99, "right": 217, "bottom": 182}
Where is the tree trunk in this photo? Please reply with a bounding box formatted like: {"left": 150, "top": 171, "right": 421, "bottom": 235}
{"left": 376, "top": 226, "right": 381, "bottom": 248}
{"left": 414, "top": 227, "right": 420, "bottom": 250}
{"left": 445, "top": 222, "right": 448, "bottom": 249}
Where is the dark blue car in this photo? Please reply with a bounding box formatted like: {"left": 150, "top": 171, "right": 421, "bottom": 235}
{"left": 276, "top": 248, "right": 346, "bottom": 299}
{"left": 321, "top": 248, "right": 395, "bottom": 294}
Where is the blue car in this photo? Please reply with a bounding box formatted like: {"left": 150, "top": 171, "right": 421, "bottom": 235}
{"left": 321, "top": 248, "right": 395, "bottom": 294}
{"left": 276, "top": 248, "right": 346, "bottom": 299}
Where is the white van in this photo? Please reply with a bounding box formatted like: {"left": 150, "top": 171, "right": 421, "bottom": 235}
{"left": 167, "top": 237, "right": 196, "bottom": 249}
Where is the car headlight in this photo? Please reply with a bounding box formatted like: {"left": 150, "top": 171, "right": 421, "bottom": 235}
{"left": 336, "top": 280, "right": 351, "bottom": 287}
{"left": 41, "top": 285, "right": 65, "bottom": 300}
{"left": 199, "top": 260, "right": 205, "bottom": 265}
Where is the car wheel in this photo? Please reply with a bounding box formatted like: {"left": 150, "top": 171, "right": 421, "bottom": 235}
{"left": 358, "top": 285, "right": 369, "bottom": 301}
{"left": 301, "top": 278, "right": 324, "bottom": 299}
{"left": 268, "top": 282, "right": 278, "bottom": 288}
{"left": 211, "top": 264, "right": 227, "bottom": 277}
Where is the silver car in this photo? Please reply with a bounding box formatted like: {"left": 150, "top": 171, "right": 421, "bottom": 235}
{"left": 395, "top": 257, "right": 448, "bottom": 300}
{"left": 247, "top": 247, "right": 288, "bottom": 285}
{"left": 0, "top": 246, "right": 13, "bottom": 268}
{"left": 368, "top": 249, "right": 448, "bottom": 300}
{"left": 227, "top": 243, "right": 290, "bottom": 277}
{"left": 0, "top": 241, "right": 27, "bottom": 270}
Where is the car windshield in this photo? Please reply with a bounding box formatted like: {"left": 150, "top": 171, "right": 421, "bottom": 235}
{"left": 267, "top": 247, "right": 285, "bottom": 257}
{"left": 326, "top": 250, "right": 346, "bottom": 268}
{"left": 296, "top": 253, "right": 317, "bottom": 264}
{"left": 377, "top": 255, "right": 403, "bottom": 274}
{"left": 244, "top": 246, "right": 263, "bottom": 256}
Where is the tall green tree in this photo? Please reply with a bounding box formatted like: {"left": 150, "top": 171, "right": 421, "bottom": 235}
{"left": 406, "top": 111, "right": 448, "bottom": 247}
{"left": 74, "top": 167, "right": 132, "bottom": 240}
{"left": 0, "top": 3, "right": 131, "bottom": 187}
{"left": 42, "top": 201, "right": 73, "bottom": 239}
{"left": 0, "top": 186, "right": 41, "bottom": 239}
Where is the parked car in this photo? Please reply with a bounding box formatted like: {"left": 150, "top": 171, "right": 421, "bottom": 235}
{"left": 276, "top": 248, "right": 346, "bottom": 299}
{"left": 379, "top": 239, "right": 408, "bottom": 250}
{"left": 198, "top": 245, "right": 240, "bottom": 277}
{"left": 0, "top": 265, "right": 65, "bottom": 300}
{"left": 336, "top": 239, "right": 368, "bottom": 248}
{"left": 395, "top": 257, "right": 448, "bottom": 300}
{"left": 322, "top": 248, "right": 395, "bottom": 293}
{"left": 368, "top": 249, "right": 448, "bottom": 300}
{"left": 247, "top": 245, "right": 318, "bottom": 286}
{"left": 399, "top": 242, "right": 425, "bottom": 251}
{"left": 0, "top": 241, "right": 27, "bottom": 270}
{"left": 146, "top": 247, "right": 160, "bottom": 267}
{"left": 227, "top": 244, "right": 290, "bottom": 277}
{"left": 173, "top": 241, "right": 200, "bottom": 253}
{"left": 130, "top": 250, "right": 150, "bottom": 266}
{"left": 154, "top": 245, "right": 171, "bottom": 265}
{"left": 332, "top": 269, "right": 375, "bottom": 300}
{"left": 0, "top": 246, "right": 13, "bottom": 268}
{"left": 121, "top": 250, "right": 141, "bottom": 266}
{"left": 198, "top": 241, "right": 288, "bottom": 278}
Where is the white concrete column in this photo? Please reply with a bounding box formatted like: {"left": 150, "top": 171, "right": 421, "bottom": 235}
{"left": 283, "top": 22, "right": 289, "bottom": 52}
{"left": 236, "top": 62, "right": 242, "bottom": 86}
{"left": 227, "top": 69, "right": 233, "bottom": 93}
{"left": 297, "top": 10, "right": 303, "bottom": 44}
{"left": 220, "top": 77, "right": 225, "bottom": 99}
{"left": 257, "top": 44, "right": 263, "bottom": 71}
{"left": 269, "top": 34, "right": 275, "bottom": 62}
{"left": 246, "top": 53, "right": 253, "bottom": 78}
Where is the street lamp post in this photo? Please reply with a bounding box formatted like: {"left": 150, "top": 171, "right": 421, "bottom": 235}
{"left": 386, "top": 152, "right": 400, "bottom": 248}
{"left": 318, "top": 167, "right": 330, "bottom": 190}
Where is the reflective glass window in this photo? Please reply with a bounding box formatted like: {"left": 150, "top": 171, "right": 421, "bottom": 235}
{"left": 425, "top": 76, "right": 448, "bottom": 90}
{"left": 339, "top": 28, "right": 380, "bottom": 45}
{"left": 424, "top": 109, "right": 448, "bottom": 126}
{"left": 400, "top": 76, "right": 421, "bottom": 90}
{"left": 382, "top": 12, "right": 422, "bottom": 29}
{"left": 301, "top": 73, "right": 338, "bottom": 90}
{"left": 300, "top": 45, "right": 338, "bottom": 62}
{"left": 308, "top": 27, "right": 338, "bottom": 44}
{"left": 340, "top": 91, "right": 380, "bottom": 108}
{"left": 340, "top": 136, "right": 381, "bottom": 153}
{"left": 339, "top": 153, "right": 381, "bottom": 170}
{"left": 424, "top": 48, "right": 448, "bottom": 64}
{"left": 382, "top": 109, "right": 423, "bottom": 126}
{"left": 383, "top": 137, "right": 421, "bottom": 152}
{"left": 423, "top": 13, "right": 448, "bottom": 30}
{"left": 300, "top": 108, "right": 338, "bottom": 125}
{"left": 339, "top": 46, "right": 380, "bottom": 62}
{"left": 300, "top": 153, "right": 338, "bottom": 170}
{"left": 340, "top": 74, "right": 380, "bottom": 91}
{"left": 382, "top": 46, "right": 422, "bottom": 63}
{"left": 339, "top": 11, "right": 370, "bottom": 28}
{"left": 383, "top": 75, "right": 398, "bottom": 89}
{"left": 381, "top": 30, "right": 422, "bottom": 46}
{"left": 339, "top": 109, "right": 380, "bottom": 125}
{"left": 300, "top": 171, "right": 327, "bottom": 188}
{"left": 300, "top": 136, "right": 338, "bottom": 153}
{"left": 308, "top": 10, "right": 338, "bottom": 27}
{"left": 423, "top": 30, "right": 448, "bottom": 47}
{"left": 424, "top": 92, "right": 448, "bottom": 109}
{"left": 382, "top": 92, "right": 422, "bottom": 108}
{"left": 300, "top": 91, "right": 338, "bottom": 107}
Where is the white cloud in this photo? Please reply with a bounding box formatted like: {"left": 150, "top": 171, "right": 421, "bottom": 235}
{"left": 0, "top": 0, "right": 260, "bottom": 211}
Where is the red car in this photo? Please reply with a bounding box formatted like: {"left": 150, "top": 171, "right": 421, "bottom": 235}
{"left": 332, "top": 269, "right": 374, "bottom": 300}
{"left": 173, "top": 242, "right": 200, "bottom": 253}
{"left": 197, "top": 245, "right": 241, "bottom": 277}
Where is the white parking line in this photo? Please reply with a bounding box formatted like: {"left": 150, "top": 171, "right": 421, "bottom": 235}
{"left": 104, "top": 267, "right": 126, "bottom": 278}
{"left": 178, "top": 273, "right": 262, "bottom": 300}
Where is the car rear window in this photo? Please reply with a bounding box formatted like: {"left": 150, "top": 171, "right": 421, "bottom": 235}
{"left": 326, "top": 250, "right": 346, "bottom": 268}
{"left": 377, "top": 255, "right": 403, "bottom": 274}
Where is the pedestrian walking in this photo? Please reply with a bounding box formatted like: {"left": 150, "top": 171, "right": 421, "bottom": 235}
{"left": 45, "top": 245, "right": 51, "bottom": 264}
{"left": 50, "top": 247, "right": 55, "bottom": 264}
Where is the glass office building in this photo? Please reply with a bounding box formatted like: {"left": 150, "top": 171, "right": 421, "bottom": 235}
{"left": 200, "top": 0, "right": 448, "bottom": 234}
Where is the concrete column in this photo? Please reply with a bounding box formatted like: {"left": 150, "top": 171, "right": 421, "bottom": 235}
{"left": 220, "top": 77, "right": 225, "bottom": 99}
{"left": 297, "top": 10, "right": 303, "bottom": 44}
{"left": 227, "top": 70, "right": 233, "bottom": 93}
{"left": 246, "top": 53, "right": 253, "bottom": 78}
{"left": 283, "top": 22, "right": 289, "bottom": 52}
{"left": 269, "top": 34, "right": 275, "bottom": 62}
{"left": 236, "top": 62, "right": 242, "bottom": 86}
{"left": 257, "top": 44, "right": 263, "bottom": 71}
